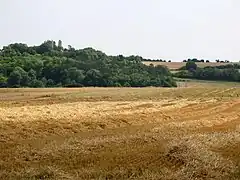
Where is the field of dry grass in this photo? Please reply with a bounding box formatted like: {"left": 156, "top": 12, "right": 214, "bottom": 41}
{"left": 142, "top": 61, "right": 232, "bottom": 70}
{"left": 0, "top": 83, "right": 240, "bottom": 179}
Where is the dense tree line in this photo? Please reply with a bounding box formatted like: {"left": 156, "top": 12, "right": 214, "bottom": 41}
{"left": 207, "top": 63, "right": 240, "bottom": 69}
{"left": 183, "top": 58, "right": 231, "bottom": 63}
{"left": 143, "top": 58, "right": 231, "bottom": 63}
{"left": 142, "top": 59, "right": 171, "bottom": 62}
{"left": 184, "top": 58, "right": 230, "bottom": 63}
{"left": 175, "top": 61, "right": 240, "bottom": 82}
{"left": 183, "top": 58, "right": 206, "bottom": 63}
{"left": 0, "top": 40, "right": 177, "bottom": 88}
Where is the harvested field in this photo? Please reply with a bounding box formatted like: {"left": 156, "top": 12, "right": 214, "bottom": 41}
{"left": 0, "top": 85, "right": 240, "bottom": 179}
{"left": 142, "top": 61, "right": 233, "bottom": 70}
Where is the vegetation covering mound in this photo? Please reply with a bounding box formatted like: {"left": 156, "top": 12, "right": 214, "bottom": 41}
{"left": 175, "top": 61, "right": 240, "bottom": 82}
{"left": 0, "top": 40, "right": 176, "bottom": 88}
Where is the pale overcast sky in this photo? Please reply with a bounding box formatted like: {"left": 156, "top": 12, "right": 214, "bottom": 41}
{"left": 0, "top": 0, "right": 239, "bottom": 61}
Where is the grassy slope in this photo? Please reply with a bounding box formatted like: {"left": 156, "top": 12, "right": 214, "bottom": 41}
{"left": 0, "top": 85, "right": 240, "bottom": 179}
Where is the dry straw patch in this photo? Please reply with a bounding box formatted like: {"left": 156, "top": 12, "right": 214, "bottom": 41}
{"left": 0, "top": 86, "right": 240, "bottom": 179}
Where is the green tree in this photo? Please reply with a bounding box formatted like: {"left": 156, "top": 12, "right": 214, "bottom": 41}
{"left": 36, "top": 40, "right": 55, "bottom": 54}
{"left": 0, "top": 74, "right": 7, "bottom": 87}
{"left": 46, "top": 79, "right": 55, "bottom": 87}
{"left": 84, "top": 69, "right": 102, "bottom": 86}
{"left": 186, "top": 61, "right": 197, "bottom": 71}
{"left": 28, "top": 69, "right": 37, "bottom": 81}
{"left": 31, "top": 79, "right": 45, "bottom": 87}
{"left": 8, "top": 70, "right": 22, "bottom": 87}
{"left": 66, "top": 67, "right": 85, "bottom": 84}
{"left": 7, "top": 67, "right": 29, "bottom": 87}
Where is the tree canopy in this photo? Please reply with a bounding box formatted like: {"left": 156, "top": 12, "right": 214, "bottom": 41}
{"left": 174, "top": 61, "right": 240, "bottom": 82}
{"left": 0, "top": 40, "right": 177, "bottom": 88}
{"left": 186, "top": 61, "right": 197, "bottom": 71}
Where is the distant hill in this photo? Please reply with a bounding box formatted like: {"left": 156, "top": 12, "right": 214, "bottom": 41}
{"left": 0, "top": 41, "right": 177, "bottom": 88}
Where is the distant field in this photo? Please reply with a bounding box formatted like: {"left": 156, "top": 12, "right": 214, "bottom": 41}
{"left": 143, "top": 61, "right": 232, "bottom": 70}
{"left": 176, "top": 79, "right": 240, "bottom": 88}
{"left": 0, "top": 85, "right": 240, "bottom": 179}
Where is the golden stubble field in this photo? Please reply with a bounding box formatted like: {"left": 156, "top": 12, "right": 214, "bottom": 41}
{"left": 142, "top": 61, "right": 232, "bottom": 70}
{"left": 0, "top": 83, "right": 240, "bottom": 179}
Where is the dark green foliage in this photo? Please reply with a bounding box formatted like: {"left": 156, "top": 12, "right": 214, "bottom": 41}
{"left": 178, "top": 66, "right": 187, "bottom": 70}
{"left": 0, "top": 41, "right": 176, "bottom": 88}
{"left": 174, "top": 67, "right": 240, "bottom": 82}
{"left": 123, "top": 82, "right": 131, "bottom": 87}
{"left": 46, "top": 79, "right": 55, "bottom": 87}
{"left": 186, "top": 58, "right": 210, "bottom": 63}
{"left": 186, "top": 61, "right": 197, "bottom": 71}
{"left": 0, "top": 74, "right": 7, "bottom": 87}
{"left": 30, "top": 79, "right": 45, "bottom": 88}
{"left": 174, "top": 60, "right": 240, "bottom": 82}
{"left": 7, "top": 67, "right": 29, "bottom": 87}
{"left": 207, "top": 63, "right": 240, "bottom": 69}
